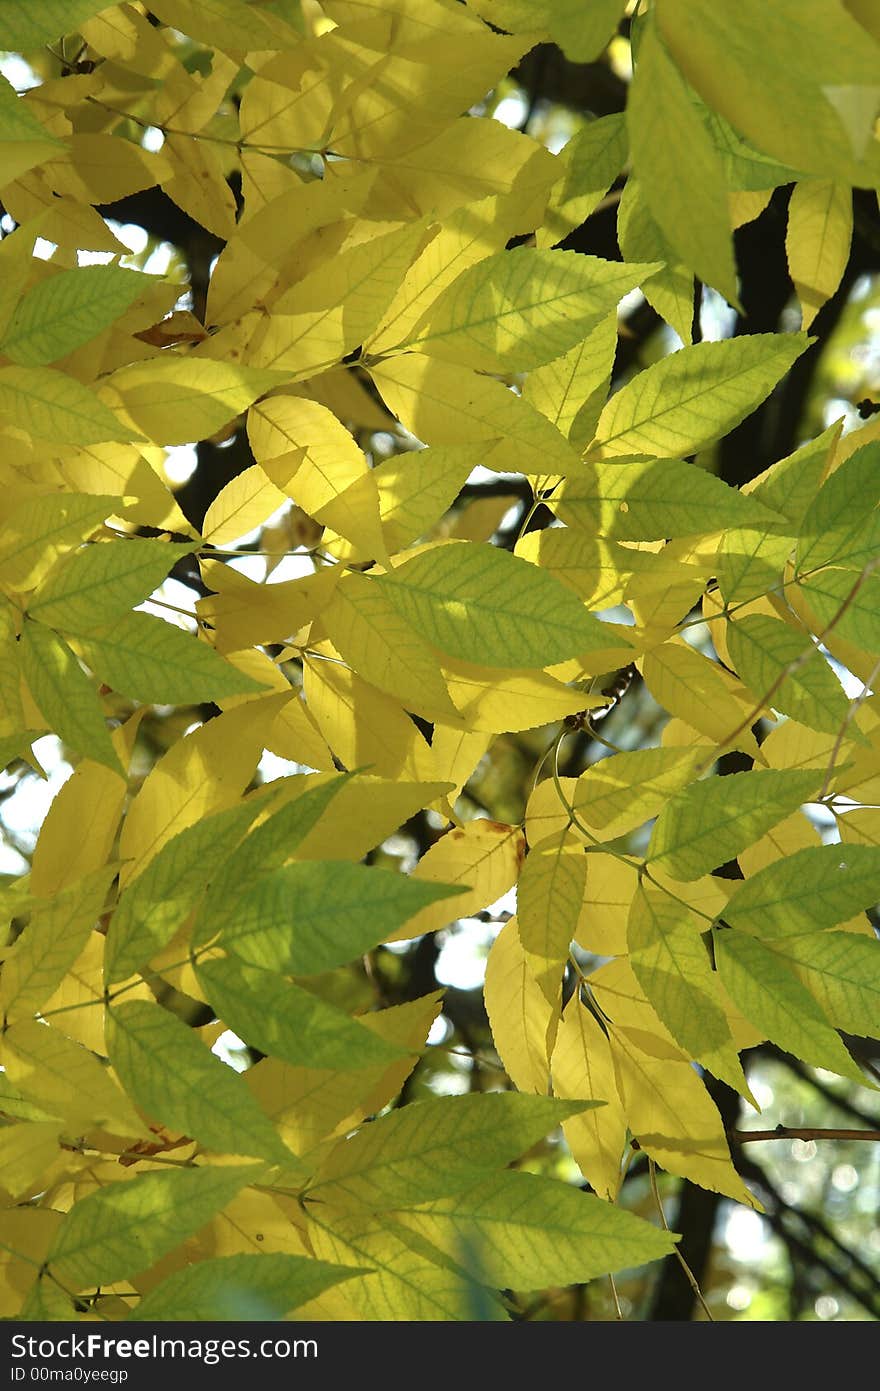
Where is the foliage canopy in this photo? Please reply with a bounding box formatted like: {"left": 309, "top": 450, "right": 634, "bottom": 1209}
{"left": 0, "top": 0, "right": 879, "bottom": 1323}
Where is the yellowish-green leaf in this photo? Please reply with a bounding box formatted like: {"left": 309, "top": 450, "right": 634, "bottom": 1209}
{"left": 130, "top": 1252, "right": 357, "bottom": 1322}
{"left": 0, "top": 492, "right": 119, "bottom": 594}
{"left": 658, "top": 0, "right": 880, "bottom": 182}
{"left": 715, "top": 927, "right": 868, "bottom": 1085}
{"left": 468, "top": 0, "right": 626, "bottom": 63}
{"left": 106, "top": 1000, "right": 295, "bottom": 1167}
{"left": 1, "top": 1020, "right": 145, "bottom": 1139}
{"left": 530, "top": 747, "right": 701, "bottom": 840}
{"left": 537, "top": 113, "right": 628, "bottom": 250}
{"left": 394, "top": 1170, "right": 675, "bottom": 1287}
{"left": 0, "top": 73, "right": 64, "bottom": 183}
{"left": 0, "top": 865, "right": 117, "bottom": 1020}
{"left": 797, "top": 565, "right": 880, "bottom": 653}
{"left": 105, "top": 796, "right": 267, "bottom": 985}
{"left": 405, "top": 247, "right": 659, "bottom": 373}
{"left": 0, "top": 366, "right": 137, "bottom": 444}
{"left": 592, "top": 335, "right": 809, "bottom": 459}
{"left": 27, "top": 540, "right": 195, "bottom": 634}
{"left": 522, "top": 313, "right": 617, "bottom": 448}
{"left": 195, "top": 955, "right": 410, "bottom": 1072}
{"left": 377, "top": 542, "right": 610, "bottom": 668}
{"left": 441, "top": 657, "right": 601, "bottom": 734}
{"left": 724, "top": 843, "right": 880, "bottom": 937}
{"left": 628, "top": 22, "right": 737, "bottom": 303}
{"left": 215, "top": 861, "right": 465, "bottom": 976}
{"left": 762, "top": 931, "right": 880, "bottom": 1038}
{"left": 627, "top": 884, "right": 749, "bottom": 1096}
{"left": 786, "top": 181, "right": 853, "bottom": 329}
{"left": 47, "top": 1164, "right": 262, "bottom": 1290}
{"left": 648, "top": 768, "right": 820, "bottom": 880}
{"left": 557, "top": 456, "right": 780, "bottom": 540}
{"left": 20, "top": 620, "right": 121, "bottom": 774}
{"left": 796, "top": 441, "right": 880, "bottom": 574}
{"left": 727, "top": 613, "right": 850, "bottom": 735}
{"left": 1, "top": 265, "right": 154, "bottom": 367}
{"left": 307, "top": 1208, "right": 504, "bottom": 1321}
{"left": 618, "top": 176, "right": 694, "bottom": 345}
{"left": 105, "top": 358, "right": 286, "bottom": 445}
{"left": 72, "top": 611, "right": 267, "bottom": 705}
{"left": 310, "top": 1093, "right": 591, "bottom": 1211}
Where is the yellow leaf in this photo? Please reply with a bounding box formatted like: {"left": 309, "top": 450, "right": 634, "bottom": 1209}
{"left": 551, "top": 998, "right": 627, "bottom": 1200}
{"left": 388, "top": 819, "right": 525, "bottom": 942}
{"left": 303, "top": 652, "right": 427, "bottom": 781}
{"left": 104, "top": 358, "right": 286, "bottom": 446}
{"left": 197, "top": 560, "right": 340, "bottom": 655}
{"left": 323, "top": 572, "right": 459, "bottom": 721}
{"left": 518, "top": 830, "right": 587, "bottom": 1002}
{"left": 484, "top": 918, "right": 559, "bottom": 1095}
{"left": 786, "top": 181, "right": 853, "bottom": 329}
{"left": 118, "top": 699, "right": 284, "bottom": 885}
{"left": 371, "top": 354, "right": 584, "bottom": 477}
{"left": 201, "top": 466, "right": 288, "bottom": 546}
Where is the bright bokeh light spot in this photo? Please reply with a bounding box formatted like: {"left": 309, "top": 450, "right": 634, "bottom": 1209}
{"left": 831, "top": 1163, "right": 859, "bottom": 1193}
{"left": 77, "top": 249, "right": 116, "bottom": 266}
{"left": 257, "top": 749, "right": 319, "bottom": 781}
{"left": 726, "top": 1284, "right": 752, "bottom": 1311}
{"left": 136, "top": 576, "right": 200, "bottom": 632}
{"left": 33, "top": 238, "right": 58, "bottom": 261}
{"left": 142, "top": 125, "right": 165, "bottom": 152}
{"left": 426, "top": 1015, "right": 451, "bottom": 1046}
{"left": 0, "top": 736, "right": 73, "bottom": 870}
{"left": 725, "top": 1206, "right": 766, "bottom": 1260}
{"left": 0, "top": 55, "right": 39, "bottom": 90}
{"left": 749, "top": 1076, "right": 775, "bottom": 1109}
{"left": 493, "top": 92, "right": 528, "bottom": 130}
{"left": 435, "top": 921, "right": 501, "bottom": 989}
{"left": 110, "top": 220, "right": 151, "bottom": 256}
{"left": 163, "top": 444, "right": 198, "bottom": 484}
{"left": 792, "top": 1138, "right": 818, "bottom": 1162}
{"left": 211, "top": 1029, "right": 251, "bottom": 1072}
{"left": 815, "top": 1295, "right": 839, "bottom": 1320}
{"left": 265, "top": 553, "right": 321, "bottom": 583}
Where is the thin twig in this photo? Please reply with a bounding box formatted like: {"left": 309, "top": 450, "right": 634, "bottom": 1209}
{"left": 648, "top": 1158, "right": 715, "bottom": 1321}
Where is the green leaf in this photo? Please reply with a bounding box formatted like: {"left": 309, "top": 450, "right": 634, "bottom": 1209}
{"left": 658, "top": 0, "right": 880, "bottom": 181}
{"left": 0, "top": 73, "right": 64, "bottom": 184}
{"left": 28, "top": 540, "right": 196, "bottom": 633}
{"left": 627, "top": 884, "right": 747, "bottom": 1095}
{"left": 72, "top": 611, "right": 267, "bottom": 704}
{"left": 106, "top": 1001, "right": 295, "bottom": 1167}
{"left": 555, "top": 746, "right": 702, "bottom": 834}
{"left": 194, "top": 775, "right": 350, "bottom": 944}
{"left": 716, "top": 525, "right": 795, "bottom": 606}
{"left": 1, "top": 266, "right": 154, "bottom": 366}
{"left": 0, "top": 2, "right": 116, "bottom": 49}
{"left": 537, "top": 113, "right": 628, "bottom": 250}
{"left": 617, "top": 177, "right": 694, "bottom": 345}
{"left": 216, "top": 861, "right": 466, "bottom": 975}
{"left": 47, "top": 1164, "right": 261, "bottom": 1289}
{"left": 105, "top": 796, "right": 269, "bottom": 985}
{"left": 406, "top": 247, "right": 659, "bottom": 372}
{"left": 517, "top": 833, "right": 586, "bottom": 1000}
{"left": 764, "top": 931, "right": 880, "bottom": 1038}
{"left": 797, "top": 443, "right": 880, "bottom": 574}
{"left": 628, "top": 22, "right": 737, "bottom": 303}
{"left": 648, "top": 769, "right": 821, "bottom": 881}
{"left": 468, "top": 0, "right": 626, "bottom": 65}
{"left": 591, "top": 335, "right": 809, "bottom": 459}
{"left": 376, "top": 543, "right": 611, "bottom": 668}
{"left": 0, "top": 365, "right": 138, "bottom": 444}
{"left": 0, "top": 492, "right": 119, "bottom": 591}
{"left": 310, "top": 1093, "right": 594, "bottom": 1211}
{"left": 195, "top": 956, "right": 410, "bottom": 1072}
{"left": 558, "top": 457, "right": 781, "bottom": 541}
{"left": 723, "top": 844, "right": 880, "bottom": 937}
{"left": 20, "top": 620, "right": 122, "bottom": 774}
{"left": 797, "top": 565, "right": 880, "bottom": 652}
{"left": 1, "top": 866, "right": 118, "bottom": 1018}
{"left": 394, "top": 1170, "right": 675, "bottom": 1287}
{"left": 727, "top": 613, "right": 850, "bottom": 735}
{"left": 129, "top": 1253, "right": 358, "bottom": 1322}
{"left": 522, "top": 313, "right": 617, "bottom": 448}
{"left": 714, "top": 928, "right": 868, "bottom": 1084}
